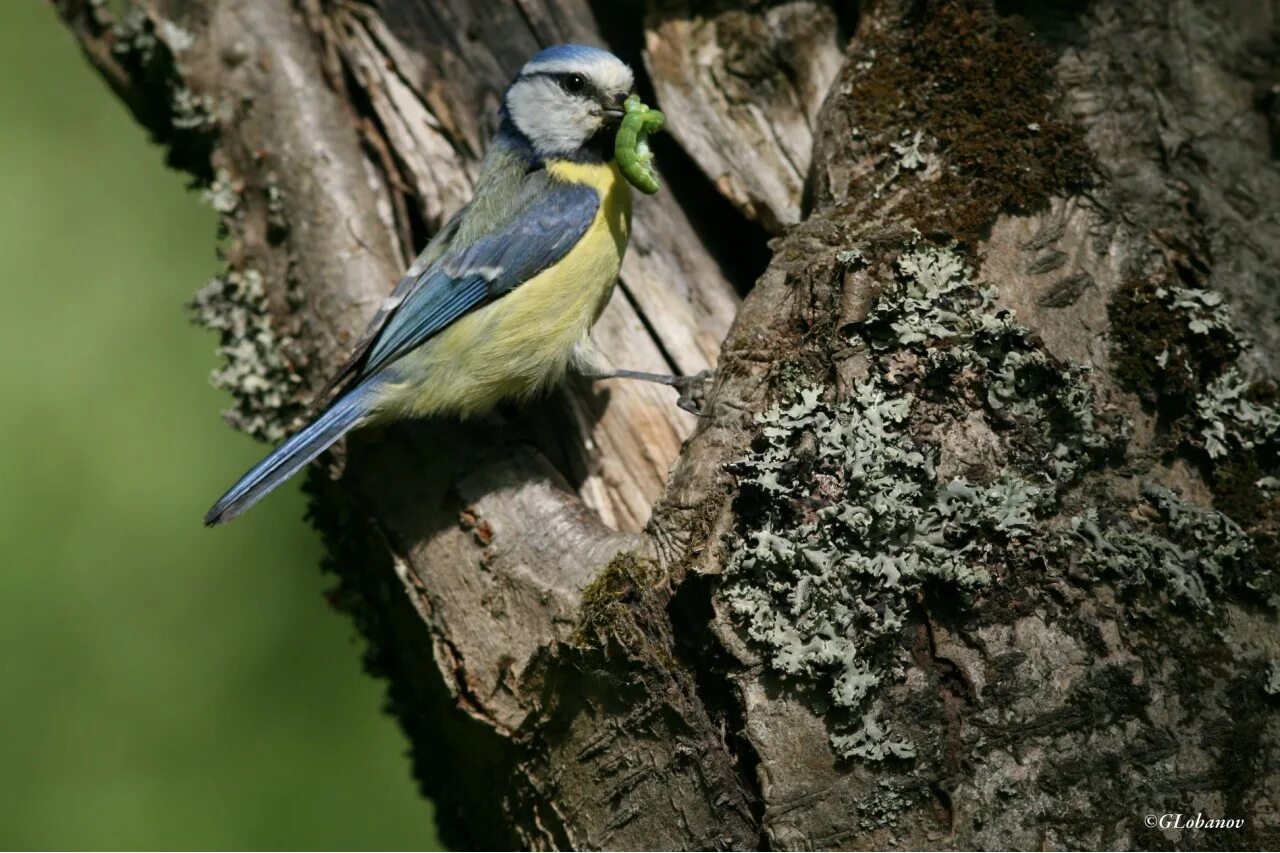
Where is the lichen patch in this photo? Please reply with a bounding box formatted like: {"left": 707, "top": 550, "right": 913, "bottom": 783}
{"left": 1064, "top": 484, "right": 1259, "bottom": 614}
{"left": 190, "top": 268, "right": 305, "bottom": 442}
{"left": 721, "top": 242, "right": 1124, "bottom": 761}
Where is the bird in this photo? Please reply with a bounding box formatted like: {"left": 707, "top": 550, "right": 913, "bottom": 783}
{"left": 205, "top": 44, "right": 706, "bottom": 526}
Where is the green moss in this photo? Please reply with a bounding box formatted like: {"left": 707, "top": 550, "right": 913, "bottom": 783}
{"left": 1107, "top": 276, "right": 1242, "bottom": 421}
{"left": 574, "top": 552, "right": 668, "bottom": 658}
{"left": 578, "top": 553, "right": 655, "bottom": 618}
{"left": 836, "top": 0, "right": 1095, "bottom": 245}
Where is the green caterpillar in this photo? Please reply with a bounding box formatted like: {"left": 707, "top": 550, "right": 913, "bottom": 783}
{"left": 614, "top": 94, "right": 665, "bottom": 195}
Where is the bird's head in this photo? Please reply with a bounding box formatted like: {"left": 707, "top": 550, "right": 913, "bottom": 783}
{"left": 503, "top": 45, "right": 634, "bottom": 159}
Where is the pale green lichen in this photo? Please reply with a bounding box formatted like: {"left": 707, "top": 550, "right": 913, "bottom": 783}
{"left": 190, "top": 269, "right": 304, "bottom": 442}
{"left": 1164, "top": 285, "right": 1241, "bottom": 340}
{"left": 852, "top": 776, "right": 928, "bottom": 830}
{"left": 832, "top": 710, "right": 917, "bottom": 762}
{"left": 107, "top": 5, "right": 218, "bottom": 174}
{"left": 1146, "top": 483, "right": 1254, "bottom": 578}
{"left": 1065, "top": 483, "right": 1256, "bottom": 612}
{"left": 864, "top": 244, "right": 975, "bottom": 349}
{"left": 202, "top": 168, "right": 240, "bottom": 216}
{"left": 865, "top": 244, "right": 1123, "bottom": 483}
{"left": 1195, "top": 368, "right": 1280, "bottom": 460}
{"left": 170, "top": 85, "right": 215, "bottom": 132}
{"left": 836, "top": 246, "right": 868, "bottom": 268}
{"left": 111, "top": 6, "right": 161, "bottom": 64}
{"left": 724, "top": 381, "right": 1043, "bottom": 760}
{"left": 265, "top": 177, "right": 289, "bottom": 241}
{"left": 724, "top": 242, "right": 1123, "bottom": 762}
{"left": 157, "top": 19, "right": 195, "bottom": 54}
{"left": 891, "top": 130, "right": 931, "bottom": 172}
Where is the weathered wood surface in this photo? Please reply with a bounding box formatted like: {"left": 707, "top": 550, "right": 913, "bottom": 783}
{"left": 645, "top": 0, "right": 847, "bottom": 232}
{"left": 57, "top": 0, "right": 1280, "bottom": 848}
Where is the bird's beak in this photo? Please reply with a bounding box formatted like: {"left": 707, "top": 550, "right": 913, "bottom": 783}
{"left": 601, "top": 92, "right": 628, "bottom": 125}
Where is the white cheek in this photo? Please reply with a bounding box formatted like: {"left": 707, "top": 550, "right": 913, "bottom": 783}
{"left": 574, "top": 103, "right": 601, "bottom": 133}
{"left": 509, "top": 83, "right": 596, "bottom": 156}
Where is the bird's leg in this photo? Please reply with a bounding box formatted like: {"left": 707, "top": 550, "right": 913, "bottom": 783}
{"left": 571, "top": 340, "right": 715, "bottom": 414}
{"left": 593, "top": 368, "right": 715, "bottom": 415}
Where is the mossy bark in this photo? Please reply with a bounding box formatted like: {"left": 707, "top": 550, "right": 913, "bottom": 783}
{"left": 58, "top": 0, "right": 1280, "bottom": 848}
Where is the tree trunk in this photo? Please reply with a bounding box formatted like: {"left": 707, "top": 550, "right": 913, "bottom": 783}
{"left": 57, "top": 0, "right": 1280, "bottom": 848}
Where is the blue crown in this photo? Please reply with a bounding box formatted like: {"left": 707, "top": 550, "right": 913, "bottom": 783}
{"left": 526, "top": 44, "right": 617, "bottom": 67}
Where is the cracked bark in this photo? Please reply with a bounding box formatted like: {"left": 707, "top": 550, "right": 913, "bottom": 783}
{"left": 57, "top": 0, "right": 1280, "bottom": 848}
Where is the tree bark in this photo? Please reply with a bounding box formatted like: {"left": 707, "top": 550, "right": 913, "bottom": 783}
{"left": 57, "top": 0, "right": 1280, "bottom": 848}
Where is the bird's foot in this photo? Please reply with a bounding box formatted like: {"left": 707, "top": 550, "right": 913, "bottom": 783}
{"left": 670, "top": 370, "right": 714, "bottom": 416}
{"left": 597, "top": 368, "right": 716, "bottom": 416}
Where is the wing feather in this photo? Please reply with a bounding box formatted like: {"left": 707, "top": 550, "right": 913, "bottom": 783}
{"left": 314, "top": 174, "right": 599, "bottom": 400}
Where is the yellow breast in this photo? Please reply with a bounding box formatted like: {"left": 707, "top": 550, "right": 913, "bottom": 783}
{"left": 379, "top": 159, "right": 632, "bottom": 419}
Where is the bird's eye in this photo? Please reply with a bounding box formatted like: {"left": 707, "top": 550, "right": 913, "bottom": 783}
{"left": 560, "top": 73, "right": 588, "bottom": 95}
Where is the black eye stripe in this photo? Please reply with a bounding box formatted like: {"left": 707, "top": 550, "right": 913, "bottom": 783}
{"left": 515, "top": 70, "right": 598, "bottom": 98}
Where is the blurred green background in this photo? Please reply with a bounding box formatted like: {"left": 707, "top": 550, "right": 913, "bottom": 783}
{"left": 0, "top": 5, "right": 440, "bottom": 849}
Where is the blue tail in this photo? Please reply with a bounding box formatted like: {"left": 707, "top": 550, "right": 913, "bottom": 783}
{"left": 204, "top": 379, "right": 380, "bottom": 526}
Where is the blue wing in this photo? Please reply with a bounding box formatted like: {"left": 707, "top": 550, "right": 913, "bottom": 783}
{"left": 207, "top": 162, "right": 602, "bottom": 525}
{"left": 353, "top": 179, "right": 600, "bottom": 382}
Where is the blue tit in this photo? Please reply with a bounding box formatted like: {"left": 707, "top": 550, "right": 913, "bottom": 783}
{"left": 205, "top": 44, "right": 702, "bottom": 526}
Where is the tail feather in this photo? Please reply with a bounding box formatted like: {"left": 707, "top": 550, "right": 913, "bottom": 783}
{"left": 204, "top": 379, "right": 379, "bottom": 526}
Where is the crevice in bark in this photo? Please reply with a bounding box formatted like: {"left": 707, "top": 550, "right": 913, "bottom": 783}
{"left": 615, "top": 283, "right": 681, "bottom": 376}
{"left": 1259, "top": 84, "right": 1280, "bottom": 161}
{"left": 338, "top": 55, "right": 426, "bottom": 265}
{"left": 651, "top": 131, "right": 776, "bottom": 298}
{"left": 590, "top": 0, "right": 774, "bottom": 296}
{"left": 992, "top": 0, "right": 1091, "bottom": 48}
{"left": 667, "top": 572, "right": 768, "bottom": 843}
{"left": 832, "top": 0, "right": 861, "bottom": 43}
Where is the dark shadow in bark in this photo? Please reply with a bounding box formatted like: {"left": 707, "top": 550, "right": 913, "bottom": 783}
{"left": 307, "top": 443, "right": 526, "bottom": 851}
{"left": 593, "top": 0, "right": 773, "bottom": 296}
{"left": 993, "top": 0, "right": 1092, "bottom": 49}
{"left": 667, "top": 571, "right": 766, "bottom": 826}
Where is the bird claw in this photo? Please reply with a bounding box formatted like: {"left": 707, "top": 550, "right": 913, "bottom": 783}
{"left": 672, "top": 370, "right": 715, "bottom": 416}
